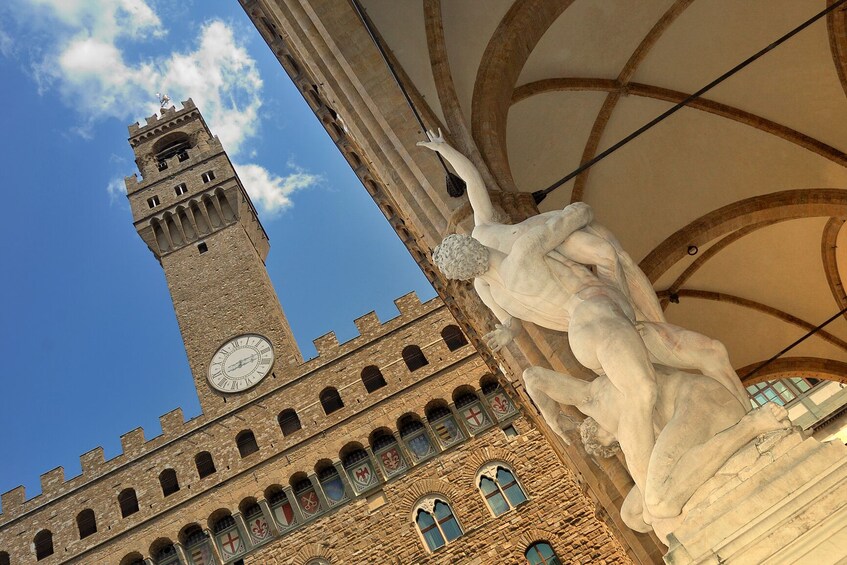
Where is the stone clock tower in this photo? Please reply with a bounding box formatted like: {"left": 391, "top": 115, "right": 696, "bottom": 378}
{"left": 124, "top": 100, "right": 302, "bottom": 415}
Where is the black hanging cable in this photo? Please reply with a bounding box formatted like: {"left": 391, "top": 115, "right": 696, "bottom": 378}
{"left": 349, "top": 0, "right": 466, "bottom": 197}
{"left": 741, "top": 306, "right": 847, "bottom": 382}
{"left": 533, "top": 0, "right": 847, "bottom": 204}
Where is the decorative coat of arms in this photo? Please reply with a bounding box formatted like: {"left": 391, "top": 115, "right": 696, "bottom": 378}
{"left": 349, "top": 461, "right": 377, "bottom": 491}
{"left": 462, "top": 403, "right": 490, "bottom": 431}
{"left": 249, "top": 514, "right": 271, "bottom": 542}
{"left": 216, "top": 529, "right": 244, "bottom": 560}
{"left": 272, "top": 501, "right": 295, "bottom": 528}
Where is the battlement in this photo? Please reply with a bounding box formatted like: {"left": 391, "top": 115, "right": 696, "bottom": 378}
{"left": 0, "top": 291, "right": 455, "bottom": 522}
{"left": 127, "top": 99, "right": 197, "bottom": 138}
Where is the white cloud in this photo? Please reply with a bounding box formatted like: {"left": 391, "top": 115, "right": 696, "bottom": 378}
{"left": 106, "top": 176, "right": 127, "bottom": 203}
{"left": 26, "top": 0, "right": 164, "bottom": 41}
{"left": 0, "top": 27, "right": 13, "bottom": 57}
{"left": 234, "top": 163, "right": 322, "bottom": 215}
{"left": 15, "top": 0, "right": 318, "bottom": 215}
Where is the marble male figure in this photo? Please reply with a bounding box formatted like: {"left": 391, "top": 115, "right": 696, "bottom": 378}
{"left": 418, "top": 131, "right": 749, "bottom": 408}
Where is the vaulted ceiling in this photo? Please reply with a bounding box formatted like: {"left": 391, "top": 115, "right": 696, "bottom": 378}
{"left": 361, "top": 0, "right": 847, "bottom": 379}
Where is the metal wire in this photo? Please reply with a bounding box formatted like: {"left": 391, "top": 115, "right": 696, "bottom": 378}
{"left": 533, "top": 0, "right": 847, "bottom": 204}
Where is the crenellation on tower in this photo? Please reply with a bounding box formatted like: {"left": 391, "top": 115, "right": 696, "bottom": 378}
{"left": 312, "top": 331, "right": 339, "bottom": 355}
{"left": 159, "top": 408, "right": 185, "bottom": 436}
{"left": 120, "top": 428, "right": 146, "bottom": 458}
{"left": 79, "top": 447, "right": 105, "bottom": 476}
{"left": 38, "top": 468, "right": 65, "bottom": 498}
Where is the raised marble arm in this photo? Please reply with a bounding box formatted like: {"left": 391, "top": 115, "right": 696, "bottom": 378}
{"left": 417, "top": 129, "right": 497, "bottom": 226}
{"left": 513, "top": 202, "right": 594, "bottom": 258}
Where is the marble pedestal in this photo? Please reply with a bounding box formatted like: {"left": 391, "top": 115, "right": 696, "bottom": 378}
{"left": 661, "top": 430, "right": 847, "bottom": 564}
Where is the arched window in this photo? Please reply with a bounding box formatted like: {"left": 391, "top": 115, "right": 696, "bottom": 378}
{"left": 195, "top": 451, "right": 216, "bottom": 478}
{"left": 0, "top": 551, "right": 9, "bottom": 565}
{"left": 319, "top": 387, "right": 344, "bottom": 415}
{"left": 278, "top": 408, "right": 302, "bottom": 436}
{"left": 267, "top": 487, "right": 296, "bottom": 531}
{"left": 34, "top": 530, "right": 53, "bottom": 560}
{"left": 413, "top": 497, "right": 462, "bottom": 552}
{"left": 118, "top": 487, "right": 139, "bottom": 517}
{"left": 525, "top": 541, "right": 562, "bottom": 564}
{"left": 77, "top": 508, "right": 97, "bottom": 538}
{"left": 151, "top": 542, "right": 179, "bottom": 565}
{"left": 402, "top": 345, "right": 428, "bottom": 371}
{"left": 213, "top": 514, "right": 246, "bottom": 561}
{"left": 441, "top": 325, "right": 468, "bottom": 351}
{"left": 159, "top": 469, "right": 180, "bottom": 497}
{"left": 361, "top": 366, "right": 387, "bottom": 393}
{"left": 119, "top": 552, "right": 145, "bottom": 565}
{"left": 478, "top": 463, "right": 528, "bottom": 516}
{"left": 236, "top": 430, "right": 259, "bottom": 457}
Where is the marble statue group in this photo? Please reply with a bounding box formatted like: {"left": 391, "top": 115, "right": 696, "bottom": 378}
{"left": 419, "top": 131, "right": 792, "bottom": 541}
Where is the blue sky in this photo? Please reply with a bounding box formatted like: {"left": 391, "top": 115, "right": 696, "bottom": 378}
{"left": 0, "top": 0, "right": 435, "bottom": 502}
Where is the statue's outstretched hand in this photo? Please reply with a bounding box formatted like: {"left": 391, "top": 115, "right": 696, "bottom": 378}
{"left": 416, "top": 128, "right": 446, "bottom": 152}
{"left": 484, "top": 323, "right": 516, "bottom": 352}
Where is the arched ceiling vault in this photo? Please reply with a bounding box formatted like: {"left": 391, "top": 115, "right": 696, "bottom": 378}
{"left": 362, "top": 0, "right": 847, "bottom": 377}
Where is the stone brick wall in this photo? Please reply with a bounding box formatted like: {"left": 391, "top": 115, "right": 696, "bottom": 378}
{"left": 245, "top": 415, "right": 629, "bottom": 565}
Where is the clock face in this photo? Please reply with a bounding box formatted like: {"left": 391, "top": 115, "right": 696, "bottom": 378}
{"left": 208, "top": 334, "right": 274, "bottom": 393}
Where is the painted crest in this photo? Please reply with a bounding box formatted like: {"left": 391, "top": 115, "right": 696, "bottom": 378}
{"left": 299, "top": 490, "right": 321, "bottom": 515}
{"left": 379, "top": 446, "right": 406, "bottom": 475}
{"left": 349, "top": 461, "right": 377, "bottom": 491}
{"left": 489, "top": 392, "right": 515, "bottom": 419}
{"left": 322, "top": 476, "right": 346, "bottom": 504}
{"left": 407, "top": 433, "right": 434, "bottom": 459}
{"left": 272, "top": 501, "right": 295, "bottom": 528}
{"left": 433, "top": 416, "right": 462, "bottom": 446}
{"left": 216, "top": 529, "right": 244, "bottom": 560}
{"left": 462, "top": 403, "right": 489, "bottom": 431}
{"left": 249, "top": 515, "right": 271, "bottom": 542}
{"left": 188, "top": 542, "right": 213, "bottom": 565}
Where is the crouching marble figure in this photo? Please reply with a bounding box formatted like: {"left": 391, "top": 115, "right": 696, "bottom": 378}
{"left": 421, "top": 132, "right": 793, "bottom": 543}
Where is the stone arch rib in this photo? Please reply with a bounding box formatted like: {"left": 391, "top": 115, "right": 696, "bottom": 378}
{"left": 639, "top": 189, "right": 847, "bottom": 283}
{"left": 822, "top": 218, "right": 847, "bottom": 320}
{"left": 511, "top": 80, "right": 847, "bottom": 172}
{"left": 827, "top": 0, "right": 847, "bottom": 99}
{"left": 737, "top": 356, "right": 847, "bottom": 385}
{"left": 472, "top": 0, "right": 574, "bottom": 193}
{"left": 571, "top": 0, "right": 695, "bottom": 202}
{"left": 660, "top": 219, "right": 783, "bottom": 304}
{"left": 659, "top": 289, "right": 847, "bottom": 352}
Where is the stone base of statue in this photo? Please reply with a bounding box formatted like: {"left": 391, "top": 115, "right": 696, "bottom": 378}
{"left": 660, "top": 429, "right": 847, "bottom": 564}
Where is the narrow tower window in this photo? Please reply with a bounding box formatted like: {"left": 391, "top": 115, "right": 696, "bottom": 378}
{"left": 147, "top": 195, "right": 160, "bottom": 208}
{"left": 174, "top": 183, "right": 188, "bottom": 196}
{"left": 118, "top": 488, "right": 139, "bottom": 517}
{"left": 34, "top": 530, "right": 53, "bottom": 560}
{"left": 361, "top": 365, "right": 386, "bottom": 393}
{"left": 441, "top": 325, "right": 468, "bottom": 351}
{"left": 77, "top": 508, "right": 97, "bottom": 538}
{"left": 278, "top": 408, "right": 302, "bottom": 436}
{"left": 159, "top": 469, "right": 180, "bottom": 496}
{"left": 236, "top": 430, "right": 259, "bottom": 457}
{"left": 319, "top": 387, "right": 344, "bottom": 414}
{"left": 201, "top": 170, "right": 216, "bottom": 183}
{"left": 402, "top": 345, "right": 428, "bottom": 371}
{"left": 195, "top": 451, "right": 216, "bottom": 478}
